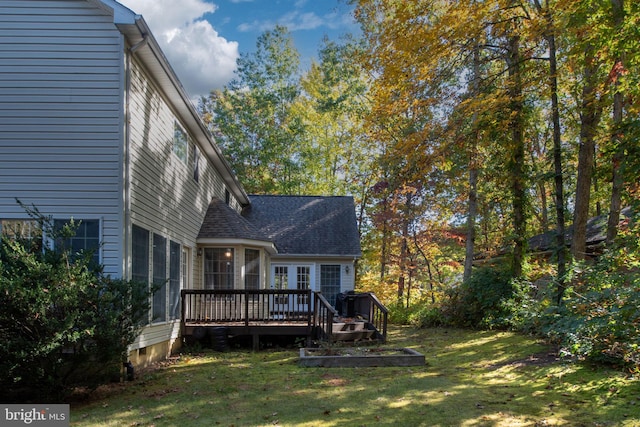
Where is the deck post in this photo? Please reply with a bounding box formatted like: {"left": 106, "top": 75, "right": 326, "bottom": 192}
{"left": 180, "top": 289, "right": 186, "bottom": 336}
{"left": 244, "top": 290, "right": 250, "bottom": 327}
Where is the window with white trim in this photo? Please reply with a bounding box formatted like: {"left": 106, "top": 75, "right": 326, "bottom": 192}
{"left": 245, "top": 249, "right": 260, "bottom": 290}
{"left": 169, "top": 241, "right": 181, "bottom": 320}
{"left": 152, "top": 233, "right": 167, "bottom": 323}
{"left": 54, "top": 219, "right": 100, "bottom": 266}
{"left": 320, "top": 265, "right": 341, "bottom": 306}
{"left": 173, "top": 122, "right": 188, "bottom": 163}
{"left": 204, "top": 248, "right": 235, "bottom": 290}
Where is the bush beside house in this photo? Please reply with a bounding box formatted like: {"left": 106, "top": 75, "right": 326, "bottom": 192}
{"left": 0, "top": 209, "right": 150, "bottom": 402}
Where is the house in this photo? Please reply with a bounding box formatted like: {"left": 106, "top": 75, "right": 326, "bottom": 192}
{"left": 0, "top": 0, "right": 362, "bottom": 366}
{"left": 473, "top": 207, "right": 634, "bottom": 266}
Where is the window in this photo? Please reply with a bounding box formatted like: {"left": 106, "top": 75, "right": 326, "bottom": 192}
{"left": 320, "top": 265, "right": 341, "bottom": 306}
{"left": 274, "top": 266, "right": 288, "bottom": 290}
{"left": 297, "top": 266, "right": 310, "bottom": 304}
{"left": 245, "top": 249, "right": 260, "bottom": 290}
{"left": 132, "top": 225, "right": 150, "bottom": 324}
{"left": 273, "top": 266, "right": 288, "bottom": 305}
{"left": 152, "top": 234, "right": 167, "bottom": 323}
{"left": 1, "top": 219, "right": 43, "bottom": 251}
{"left": 132, "top": 225, "right": 149, "bottom": 284}
{"left": 54, "top": 219, "right": 100, "bottom": 266}
{"left": 169, "top": 241, "right": 181, "bottom": 320}
{"left": 204, "top": 248, "right": 234, "bottom": 290}
{"left": 173, "top": 122, "right": 188, "bottom": 163}
{"left": 0, "top": 219, "right": 40, "bottom": 240}
{"left": 132, "top": 226, "right": 182, "bottom": 325}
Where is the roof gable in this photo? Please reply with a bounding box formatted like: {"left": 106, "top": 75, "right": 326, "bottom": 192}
{"left": 242, "top": 195, "right": 362, "bottom": 257}
{"left": 198, "top": 198, "right": 271, "bottom": 242}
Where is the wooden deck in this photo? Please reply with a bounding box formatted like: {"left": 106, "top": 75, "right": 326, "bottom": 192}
{"left": 181, "top": 289, "right": 388, "bottom": 350}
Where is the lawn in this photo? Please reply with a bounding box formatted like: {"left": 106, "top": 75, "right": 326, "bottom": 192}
{"left": 70, "top": 326, "right": 640, "bottom": 426}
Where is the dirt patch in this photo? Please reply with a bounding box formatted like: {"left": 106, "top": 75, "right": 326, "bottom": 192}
{"left": 321, "top": 373, "right": 350, "bottom": 387}
{"left": 489, "top": 351, "right": 561, "bottom": 369}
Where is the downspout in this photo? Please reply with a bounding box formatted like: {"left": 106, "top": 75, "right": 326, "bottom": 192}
{"left": 123, "top": 34, "right": 149, "bottom": 279}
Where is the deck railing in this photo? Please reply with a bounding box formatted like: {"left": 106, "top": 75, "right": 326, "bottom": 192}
{"left": 181, "top": 289, "right": 314, "bottom": 326}
{"left": 366, "top": 292, "right": 388, "bottom": 342}
{"left": 181, "top": 289, "right": 387, "bottom": 343}
{"left": 313, "top": 292, "right": 338, "bottom": 340}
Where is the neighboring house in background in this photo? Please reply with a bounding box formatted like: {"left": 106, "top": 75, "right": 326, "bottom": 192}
{"left": 0, "top": 0, "right": 360, "bottom": 366}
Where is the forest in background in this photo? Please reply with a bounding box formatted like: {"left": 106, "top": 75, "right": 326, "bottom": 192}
{"left": 198, "top": 0, "right": 640, "bottom": 368}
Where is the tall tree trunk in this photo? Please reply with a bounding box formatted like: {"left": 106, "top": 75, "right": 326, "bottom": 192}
{"left": 507, "top": 34, "right": 526, "bottom": 277}
{"left": 464, "top": 43, "right": 481, "bottom": 283}
{"left": 607, "top": 0, "right": 626, "bottom": 245}
{"left": 549, "top": 30, "right": 567, "bottom": 304}
{"left": 397, "top": 193, "right": 412, "bottom": 305}
{"left": 572, "top": 43, "right": 601, "bottom": 261}
{"left": 535, "top": 0, "right": 568, "bottom": 304}
{"left": 380, "top": 220, "right": 388, "bottom": 279}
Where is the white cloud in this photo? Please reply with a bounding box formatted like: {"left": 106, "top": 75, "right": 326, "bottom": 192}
{"left": 237, "top": 11, "right": 323, "bottom": 33}
{"left": 118, "top": 0, "right": 239, "bottom": 97}
{"left": 281, "top": 11, "right": 324, "bottom": 31}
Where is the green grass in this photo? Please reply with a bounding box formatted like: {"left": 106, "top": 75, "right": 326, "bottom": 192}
{"left": 71, "top": 326, "right": 640, "bottom": 426}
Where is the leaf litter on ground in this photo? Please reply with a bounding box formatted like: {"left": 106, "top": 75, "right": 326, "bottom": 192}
{"left": 70, "top": 325, "right": 640, "bottom": 427}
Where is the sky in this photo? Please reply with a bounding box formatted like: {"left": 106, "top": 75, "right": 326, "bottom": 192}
{"left": 117, "top": 0, "right": 360, "bottom": 99}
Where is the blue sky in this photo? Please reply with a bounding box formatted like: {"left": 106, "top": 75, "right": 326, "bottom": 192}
{"left": 117, "top": 0, "right": 359, "bottom": 99}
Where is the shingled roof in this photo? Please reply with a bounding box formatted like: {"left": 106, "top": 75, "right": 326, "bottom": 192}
{"left": 197, "top": 198, "right": 271, "bottom": 242}
{"left": 528, "top": 207, "right": 633, "bottom": 254}
{"left": 242, "top": 195, "right": 362, "bottom": 257}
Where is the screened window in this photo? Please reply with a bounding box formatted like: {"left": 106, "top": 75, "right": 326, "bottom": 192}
{"left": 244, "top": 249, "right": 260, "bottom": 290}
{"left": 54, "top": 219, "right": 100, "bottom": 266}
{"left": 320, "top": 265, "right": 341, "bottom": 306}
{"left": 132, "top": 225, "right": 150, "bottom": 324}
{"left": 204, "top": 248, "right": 234, "bottom": 290}
{"left": 152, "top": 234, "right": 167, "bottom": 323}
{"left": 173, "top": 122, "right": 188, "bottom": 163}
{"left": 132, "top": 225, "right": 149, "bottom": 285}
{"left": 169, "top": 241, "right": 181, "bottom": 320}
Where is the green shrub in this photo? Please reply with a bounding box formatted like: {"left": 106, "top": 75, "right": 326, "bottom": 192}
{"left": 408, "top": 304, "right": 449, "bottom": 328}
{"left": 0, "top": 209, "right": 150, "bottom": 402}
{"left": 387, "top": 301, "right": 412, "bottom": 325}
{"left": 446, "top": 265, "right": 513, "bottom": 328}
{"left": 544, "top": 210, "right": 640, "bottom": 368}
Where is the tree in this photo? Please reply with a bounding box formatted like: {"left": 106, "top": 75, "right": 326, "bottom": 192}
{"left": 199, "top": 26, "right": 304, "bottom": 194}
{"left": 532, "top": 0, "right": 568, "bottom": 303}
{"left": 354, "top": 0, "right": 537, "bottom": 279}
{"left": 296, "top": 37, "right": 374, "bottom": 197}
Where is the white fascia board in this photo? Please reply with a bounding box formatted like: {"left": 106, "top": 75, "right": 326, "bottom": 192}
{"left": 269, "top": 254, "right": 361, "bottom": 260}
{"left": 196, "top": 238, "right": 278, "bottom": 255}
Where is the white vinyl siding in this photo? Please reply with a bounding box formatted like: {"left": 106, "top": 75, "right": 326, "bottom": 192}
{"left": 0, "top": 1, "right": 124, "bottom": 277}
{"left": 128, "top": 58, "right": 228, "bottom": 242}
{"left": 127, "top": 58, "right": 243, "bottom": 296}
